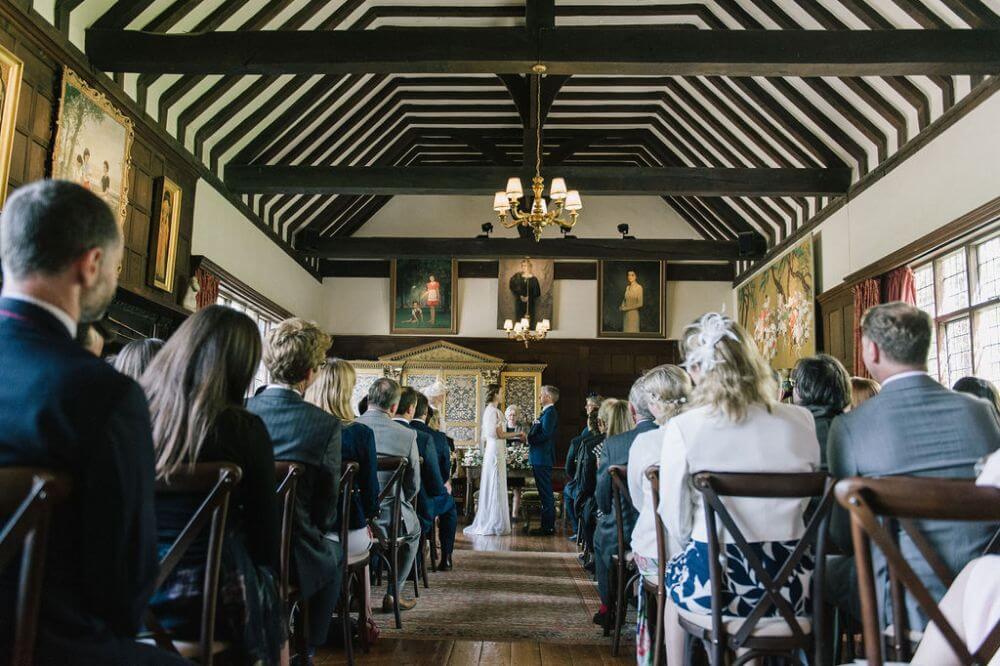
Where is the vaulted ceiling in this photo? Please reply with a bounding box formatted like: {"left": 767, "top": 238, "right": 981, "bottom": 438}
{"left": 41, "top": 0, "right": 1000, "bottom": 273}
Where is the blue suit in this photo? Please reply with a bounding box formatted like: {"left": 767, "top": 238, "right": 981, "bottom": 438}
{"left": 528, "top": 405, "right": 559, "bottom": 531}
{"left": 411, "top": 420, "right": 458, "bottom": 557}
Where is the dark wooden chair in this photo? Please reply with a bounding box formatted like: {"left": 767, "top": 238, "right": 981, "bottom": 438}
{"left": 274, "top": 461, "right": 307, "bottom": 660}
{"left": 371, "top": 455, "right": 409, "bottom": 629}
{"left": 607, "top": 464, "right": 639, "bottom": 654}
{"left": 0, "top": 468, "right": 71, "bottom": 666}
{"left": 644, "top": 465, "right": 667, "bottom": 666}
{"left": 143, "top": 463, "right": 242, "bottom": 665}
{"left": 336, "top": 462, "right": 358, "bottom": 666}
{"left": 680, "top": 471, "right": 834, "bottom": 666}
{"left": 835, "top": 476, "right": 1000, "bottom": 666}
{"left": 340, "top": 461, "right": 375, "bottom": 656}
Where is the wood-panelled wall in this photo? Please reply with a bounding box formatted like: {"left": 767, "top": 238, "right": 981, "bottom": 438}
{"left": 331, "top": 335, "right": 680, "bottom": 464}
{"left": 817, "top": 286, "right": 854, "bottom": 372}
{"left": 0, "top": 13, "right": 196, "bottom": 314}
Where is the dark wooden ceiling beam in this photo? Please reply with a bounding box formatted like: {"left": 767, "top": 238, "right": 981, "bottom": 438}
{"left": 85, "top": 27, "right": 1000, "bottom": 76}
{"left": 224, "top": 165, "right": 851, "bottom": 196}
{"left": 297, "top": 236, "right": 750, "bottom": 260}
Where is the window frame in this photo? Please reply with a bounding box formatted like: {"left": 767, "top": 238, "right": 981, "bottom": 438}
{"left": 913, "top": 225, "right": 1000, "bottom": 385}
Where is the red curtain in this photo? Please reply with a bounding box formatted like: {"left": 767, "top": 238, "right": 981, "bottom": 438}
{"left": 852, "top": 278, "right": 881, "bottom": 377}
{"left": 884, "top": 266, "right": 917, "bottom": 305}
{"left": 195, "top": 268, "right": 219, "bottom": 310}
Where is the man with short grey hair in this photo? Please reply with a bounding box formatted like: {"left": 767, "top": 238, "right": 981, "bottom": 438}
{"left": 527, "top": 384, "right": 560, "bottom": 535}
{"left": 592, "top": 375, "right": 659, "bottom": 624}
{"left": 827, "top": 301, "right": 1000, "bottom": 630}
{"left": 356, "top": 377, "right": 422, "bottom": 611}
{"left": 0, "top": 180, "right": 184, "bottom": 664}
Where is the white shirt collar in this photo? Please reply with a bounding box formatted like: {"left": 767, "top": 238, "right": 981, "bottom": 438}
{"left": 880, "top": 370, "right": 927, "bottom": 387}
{"left": 412, "top": 418, "right": 426, "bottom": 424}
{"left": 265, "top": 383, "right": 301, "bottom": 395}
{"left": 393, "top": 416, "right": 410, "bottom": 424}
{"left": 541, "top": 403, "right": 553, "bottom": 412}
{"left": 2, "top": 292, "right": 77, "bottom": 337}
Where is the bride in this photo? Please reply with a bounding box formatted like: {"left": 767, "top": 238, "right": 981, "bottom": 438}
{"left": 464, "top": 385, "right": 523, "bottom": 536}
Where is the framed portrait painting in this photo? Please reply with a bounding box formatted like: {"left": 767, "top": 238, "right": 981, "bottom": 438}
{"left": 497, "top": 257, "right": 554, "bottom": 330}
{"left": 598, "top": 260, "right": 665, "bottom": 338}
{"left": 51, "top": 68, "right": 134, "bottom": 226}
{"left": 390, "top": 258, "right": 457, "bottom": 334}
{"left": 148, "top": 177, "right": 182, "bottom": 293}
{"left": 0, "top": 44, "right": 22, "bottom": 208}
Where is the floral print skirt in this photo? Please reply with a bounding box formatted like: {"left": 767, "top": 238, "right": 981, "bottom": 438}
{"left": 666, "top": 538, "right": 813, "bottom": 618}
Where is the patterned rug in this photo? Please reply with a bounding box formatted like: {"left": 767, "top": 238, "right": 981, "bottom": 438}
{"left": 369, "top": 536, "right": 631, "bottom": 646}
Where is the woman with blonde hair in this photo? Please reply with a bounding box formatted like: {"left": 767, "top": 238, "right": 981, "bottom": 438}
{"left": 142, "top": 305, "right": 285, "bottom": 664}
{"left": 657, "top": 313, "right": 819, "bottom": 665}
{"left": 627, "top": 365, "right": 692, "bottom": 665}
{"left": 849, "top": 376, "right": 881, "bottom": 409}
{"left": 305, "top": 359, "right": 380, "bottom": 561}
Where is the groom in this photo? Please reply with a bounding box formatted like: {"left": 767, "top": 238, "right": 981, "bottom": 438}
{"left": 527, "top": 385, "right": 560, "bottom": 536}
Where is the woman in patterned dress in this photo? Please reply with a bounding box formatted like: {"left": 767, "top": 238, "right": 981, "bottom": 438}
{"left": 657, "top": 313, "right": 819, "bottom": 665}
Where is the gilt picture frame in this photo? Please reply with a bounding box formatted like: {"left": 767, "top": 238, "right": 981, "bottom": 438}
{"left": 0, "top": 44, "right": 23, "bottom": 208}
{"left": 390, "top": 258, "right": 458, "bottom": 335}
{"left": 149, "top": 177, "right": 182, "bottom": 293}
{"left": 51, "top": 68, "right": 134, "bottom": 226}
{"left": 598, "top": 260, "right": 666, "bottom": 338}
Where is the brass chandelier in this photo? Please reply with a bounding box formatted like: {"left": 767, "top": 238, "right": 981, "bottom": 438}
{"left": 492, "top": 68, "right": 582, "bottom": 241}
{"left": 503, "top": 316, "right": 551, "bottom": 348}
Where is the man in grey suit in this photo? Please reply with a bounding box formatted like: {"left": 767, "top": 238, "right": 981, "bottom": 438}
{"left": 593, "top": 376, "right": 659, "bottom": 623}
{"left": 827, "top": 302, "right": 1000, "bottom": 630}
{"left": 356, "top": 377, "right": 421, "bottom": 611}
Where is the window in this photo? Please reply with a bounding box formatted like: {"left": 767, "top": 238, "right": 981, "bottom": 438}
{"left": 217, "top": 292, "right": 278, "bottom": 395}
{"left": 913, "top": 227, "right": 1000, "bottom": 387}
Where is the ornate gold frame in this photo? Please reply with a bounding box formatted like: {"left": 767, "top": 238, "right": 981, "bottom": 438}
{"left": 597, "top": 259, "right": 666, "bottom": 339}
{"left": 0, "top": 44, "right": 22, "bottom": 208}
{"left": 150, "top": 177, "right": 182, "bottom": 293}
{"left": 51, "top": 68, "right": 134, "bottom": 226}
{"left": 389, "top": 258, "right": 458, "bottom": 335}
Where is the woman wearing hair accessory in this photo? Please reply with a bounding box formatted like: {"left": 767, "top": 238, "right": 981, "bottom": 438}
{"left": 657, "top": 313, "right": 820, "bottom": 666}
{"left": 627, "top": 364, "right": 692, "bottom": 666}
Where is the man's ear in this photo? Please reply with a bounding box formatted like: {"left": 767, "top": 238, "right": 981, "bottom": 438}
{"left": 75, "top": 246, "right": 103, "bottom": 288}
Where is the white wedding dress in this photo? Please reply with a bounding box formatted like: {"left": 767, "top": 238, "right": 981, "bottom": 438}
{"left": 463, "top": 404, "right": 511, "bottom": 536}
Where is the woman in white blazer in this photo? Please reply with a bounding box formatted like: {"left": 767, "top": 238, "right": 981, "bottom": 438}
{"left": 657, "top": 313, "right": 819, "bottom": 665}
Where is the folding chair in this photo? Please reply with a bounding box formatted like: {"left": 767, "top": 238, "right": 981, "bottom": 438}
{"left": 0, "top": 468, "right": 71, "bottom": 666}
{"left": 144, "top": 463, "right": 242, "bottom": 665}
{"left": 836, "top": 476, "right": 1000, "bottom": 666}
{"left": 371, "top": 455, "right": 408, "bottom": 629}
{"left": 680, "top": 471, "right": 834, "bottom": 666}
{"left": 607, "top": 464, "right": 640, "bottom": 655}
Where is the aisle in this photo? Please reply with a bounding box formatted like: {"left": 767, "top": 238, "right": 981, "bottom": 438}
{"left": 316, "top": 521, "right": 634, "bottom": 665}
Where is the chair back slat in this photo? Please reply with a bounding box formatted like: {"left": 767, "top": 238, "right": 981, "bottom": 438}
{"left": 147, "top": 463, "right": 242, "bottom": 665}
{"left": 836, "top": 476, "right": 1000, "bottom": 666}
{"left": 608, "top": 465, "right": 629, "bottom": 564}
{"left": 274, "top": 462, "right": 305, "bottom": 602}
{"left": 338, "top": 462, "right": 358, "bottom": 586}
{"left": 692, "top": 471, "right": 834, "bottom": 652}
{"left": 645, "top": 466, "right": 666, "bottom": 666}
{"left": 0, "top": 469, "right": 71, "bottom": 666}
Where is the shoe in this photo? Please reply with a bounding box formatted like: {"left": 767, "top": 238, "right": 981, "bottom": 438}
{"left": 593, "top": 610, "right": 608, "bottom": 626}
{"left": 567, "top": 534, "right": 577, "bottom": 542}
{"left": 438, "top": 556, "right": 453, "bottom": 571}
{"left": 381, "top": 594, "right": 417, "bottom": 612}
{"left": 529, "top": 527, "right": 555, "bottom": 536}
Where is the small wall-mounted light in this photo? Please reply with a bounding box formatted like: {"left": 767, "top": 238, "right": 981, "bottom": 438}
{"left": 477, "top": 222, "right": 494, "bottom": 239}
{"left": 618, "top": 223, "right": 635, "bottom": 240}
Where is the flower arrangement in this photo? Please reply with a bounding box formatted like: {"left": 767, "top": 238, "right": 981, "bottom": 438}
{"left": 506, "top": 442, "right": 533, "bottom": 470}
{"left": 461, "top": 447, "right": 483, "bottom": 467}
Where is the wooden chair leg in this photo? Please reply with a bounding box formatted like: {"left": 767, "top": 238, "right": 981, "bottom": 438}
{"left": 612, "top": 569, "right": 634, "bottom": 656}
{"left": 359, "top": 564, "right": 372, "bottom": 653}
{"left": 342, "top": 571, "right": 354, "bottom": 666}
{"left": 604, "top": 563, "right": 615, "bottom": 638}
{"left": 430, "top": 518, "right": 439, "bottom": 571}
{"left": 294, "top": 597, "right": 310, "bottom": 661}
{"left": 411, "top": 539, "right": 421, "bottom": 598}
{"left": 389, "top": 546, "right": 401, "bottom": 629}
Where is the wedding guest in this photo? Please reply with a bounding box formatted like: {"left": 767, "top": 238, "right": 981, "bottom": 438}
{"left": 0, "top": 180, "right": 183, "bottom": 665}
{"left": 574, "top": 409, "right": 607, "bottom": 562}
{"left": 581, "top": 394, "right": 604, "bottom": 437}
{"left": 113, "top": 337, "right": 164, "bottom": 381}
{"left": 953, "top": 376, "right": 1000, "bottom": 418}
{"left": 304, "top": 359, "right": 379, "bottom": 576}
{"left": 910, "top": 450, "right": 1000, "bottom": 666}
{"left": 627, "top": 365, "right": 691, "bottom": 666}
{"left": 566, "top": 409, "right": 601, "bottom": 544}
{"left": 247, "top": 318, "right": 343, "bottom": 658}
{"left": 144, "top": 306, "right": 284, "bottom": 664}
{"left": 849, "top": 376, "right": 880, "bottom": 409}
{"left": 658, "top": 313, "right": 819, "bottom": 666}
{"left": 593, "top": 377, "right": 659, "bottom": 624}
{"left": 827, "top": 302, "right": 1000, "bottom": 630}
{"left": 791, "top": 353, "right": 851, "bottom": 469}
{"left": 411, "top": 392, "right": 458, "bottom": 569}
{"left": 356, "top": 378, "right": 421, "bottom": 612}
{"left": 527, "top": 385, "right": 560, "bottom": 536}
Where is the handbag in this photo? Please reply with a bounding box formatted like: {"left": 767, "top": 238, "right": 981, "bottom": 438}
{"left": 363, "top": 615, "right": 380, "bottom": 644}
